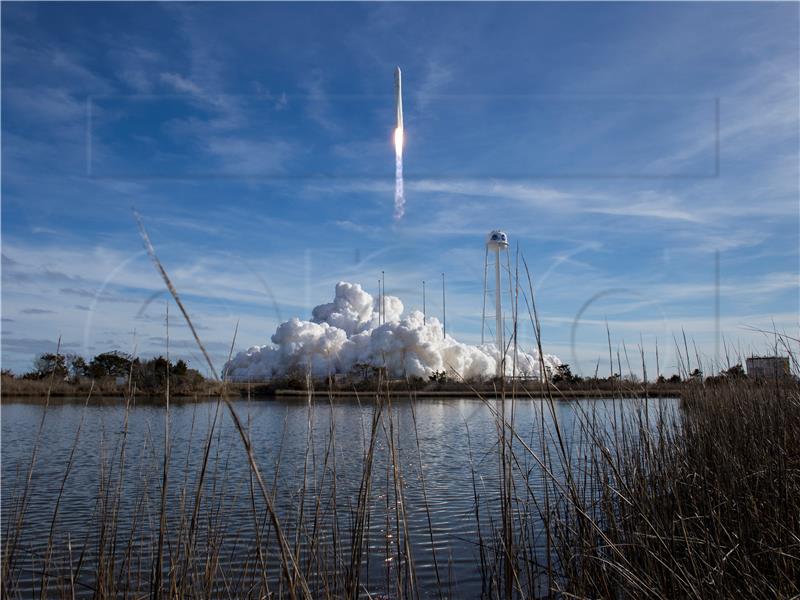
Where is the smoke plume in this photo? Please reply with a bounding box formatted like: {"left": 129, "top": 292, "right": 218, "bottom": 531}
{"left": 225, "top": 281, "right": 561, "bottom": 381}
{"left": 394, "top": 153, "right": 405, "bottom": 221}
{"left": 394, "top": 126, "right": 405, "bottom": 221}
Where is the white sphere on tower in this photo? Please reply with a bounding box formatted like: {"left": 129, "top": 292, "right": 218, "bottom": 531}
{"left": 486, "top": 230, "right": 509, "bottom": 250}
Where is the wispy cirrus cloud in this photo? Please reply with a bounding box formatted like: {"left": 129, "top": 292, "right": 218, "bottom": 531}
{"left": 159, "top": 72, "right": 203, "bottom": 96}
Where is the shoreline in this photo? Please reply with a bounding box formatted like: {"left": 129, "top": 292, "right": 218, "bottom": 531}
{"left": 268, "top": 387, "right": 683, "bottom": 398}
{"left": 1, "top": 381, "right": 685, "bottom": 400}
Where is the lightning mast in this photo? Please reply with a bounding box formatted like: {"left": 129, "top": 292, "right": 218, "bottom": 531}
{"left": 422, "top": 280, "right": 426, "bottom": 325}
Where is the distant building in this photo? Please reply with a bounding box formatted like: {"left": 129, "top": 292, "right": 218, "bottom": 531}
{"left": 745, "top": 356, "right": 790, "bottom": 379}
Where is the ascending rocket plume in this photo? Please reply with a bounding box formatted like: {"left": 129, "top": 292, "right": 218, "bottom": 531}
{"left": 393, "top": 66, "right": 405, "bottom": 221}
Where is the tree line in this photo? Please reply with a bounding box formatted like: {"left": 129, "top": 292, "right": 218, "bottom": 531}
{"left": 549, "top": 362, "right": 749, "bottom": 385}
{"left": 4, "top": 351, "right": 206, "bottom": 394}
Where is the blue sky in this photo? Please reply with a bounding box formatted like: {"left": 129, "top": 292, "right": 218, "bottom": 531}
{"left": 2, "top": 2, "right": 798, "bottom": 377}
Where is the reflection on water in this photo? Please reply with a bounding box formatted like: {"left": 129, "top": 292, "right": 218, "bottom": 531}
{"left": 1, "top": 395, "right": 677, "bottom": 598}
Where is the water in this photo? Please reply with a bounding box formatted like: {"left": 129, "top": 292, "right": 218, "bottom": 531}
{"left": 1, "top": 395, "right": 677, "bottom": 598}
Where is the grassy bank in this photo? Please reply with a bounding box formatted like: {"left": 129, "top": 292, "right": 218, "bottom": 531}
{"left": 1, "top": 372, "right": 688, "bottom": 399}
{"left": 551, "top": 378, "right": 800, "bottom": 598}
{"left": 0, "top": 372, "right": 691, "bottom": 400}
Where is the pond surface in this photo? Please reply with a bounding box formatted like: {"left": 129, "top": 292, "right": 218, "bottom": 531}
{"left": 1, "top": 394, "right": 677, "bottom": 598}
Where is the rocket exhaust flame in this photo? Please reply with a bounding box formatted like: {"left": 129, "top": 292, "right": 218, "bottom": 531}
{"left": 393, "top": 67, "right": 405, "bottom": 221}
{"left": 394, "top": 126, "right": 404, "bottom": 154}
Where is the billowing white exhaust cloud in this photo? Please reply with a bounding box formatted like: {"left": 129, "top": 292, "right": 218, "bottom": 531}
{"left": 225, "top": 281, "right": 561, "bottom": 381}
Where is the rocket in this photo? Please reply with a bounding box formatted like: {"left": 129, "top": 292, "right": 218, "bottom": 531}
{"left": 395, "top": 66, "right": 403, "bottom": 131}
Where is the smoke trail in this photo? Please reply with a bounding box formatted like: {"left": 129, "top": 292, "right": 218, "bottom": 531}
{"left": 394, "top": 152, "right": 405, "bottom": 221}
{"left": 394, "top": 127, "right": 405, "bottom": 221}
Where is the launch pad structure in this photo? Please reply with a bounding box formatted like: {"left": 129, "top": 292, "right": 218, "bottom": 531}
{"left": 482, "top": 230, "right": 512, "bottom": 379}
